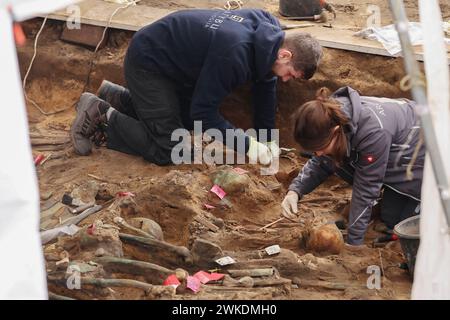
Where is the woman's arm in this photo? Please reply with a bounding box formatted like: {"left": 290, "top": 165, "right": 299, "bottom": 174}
{"left": 282, "top": 156, "right": 335, "bottom": 219}
{"left": 288, "top": 155, "right": 335, "bottom": 196}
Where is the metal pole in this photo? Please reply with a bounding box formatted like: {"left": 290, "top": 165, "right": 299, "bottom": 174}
{"left": 389, "top": 0, "right": 450, "bottom": 229}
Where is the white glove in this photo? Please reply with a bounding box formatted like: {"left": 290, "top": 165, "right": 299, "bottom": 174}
{"left": 281, "top": 190, "right": 299, "bottom": 220}
{"left": 265, "top": 141, "right": 280, "bottom": 158}
{"left": 247, "top": 136, "right": 273, "bottom": 165}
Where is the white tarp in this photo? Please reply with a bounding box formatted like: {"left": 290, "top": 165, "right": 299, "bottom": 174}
{"left": 0, "top": 0, "right": 75, "bottom": 300}
{"left": 412, "top": 0, "right": 450, "bottom": 299}
{"left": 354, "top": 22, "right": 450, "bottom": 56}
{"left": 5, "top": 0, "right": 76, "bottom": 21}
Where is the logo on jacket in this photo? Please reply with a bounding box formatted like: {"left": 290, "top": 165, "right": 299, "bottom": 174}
{"left": 229, "top": 15, "right": 244, "bottom": 23}
{"left": 375, "top": 105, "right": 386, "bottom": 116}
{"left": 205, "top": 11, "right": 244, "bottom": 30}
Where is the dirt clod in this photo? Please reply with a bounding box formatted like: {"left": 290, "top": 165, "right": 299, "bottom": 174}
{"left": 210, "top": 166, "right": 251, "bottom": 194}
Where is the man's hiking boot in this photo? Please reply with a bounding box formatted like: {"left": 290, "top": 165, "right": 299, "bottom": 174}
{"left": 97, "top": 80, "right": 130, "bottom": 113}
{"left": 70, "top": 93, "right": 110, "bottom": 156}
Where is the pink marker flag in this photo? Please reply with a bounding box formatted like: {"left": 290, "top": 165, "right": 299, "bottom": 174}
{"left": 193, "top": 271, "right": 225, "bottom": 284}
{"left": 204, "top": 203, "right": 216, "bottom": 210}
{"left": 210, "top": 185, "right": 226, "bottom": 199}
{"left": 186, "top": 276, "right": 202, "bottom": 293}
{"left": 163, "top": 274, "right": 180, "bottom": 288}
{"left": 233, "top": 167, "right": 249, "bottom": 175}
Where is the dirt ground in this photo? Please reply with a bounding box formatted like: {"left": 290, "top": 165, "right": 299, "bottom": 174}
{"left": 18, "top": 0, "right": 449, "bottom": 300}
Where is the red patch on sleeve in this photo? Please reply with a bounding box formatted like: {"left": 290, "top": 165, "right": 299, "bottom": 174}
{"left": 364, "top": 154, "right": 375, "bottom": 164}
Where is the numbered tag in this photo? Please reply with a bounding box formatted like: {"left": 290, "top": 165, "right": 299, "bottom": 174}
{"left": 265, "top": 245, "right": 281, "bottom": 256}
{"left": 215, "top": 256, "right": 236, "bottom": 266}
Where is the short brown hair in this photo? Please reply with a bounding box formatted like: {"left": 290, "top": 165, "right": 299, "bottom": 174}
{"left": 282, "top": 32, "right": 323, "bottom": 80}
{"left": 292, "top": 87, "right": 349, "bottom": 163}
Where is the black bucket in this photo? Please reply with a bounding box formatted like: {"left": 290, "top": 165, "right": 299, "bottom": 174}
{"left": 394, "top": 215, "right": 420, "bottom": 277}
{"left": 279, "top": 0, "right": 323, "bottom": 17}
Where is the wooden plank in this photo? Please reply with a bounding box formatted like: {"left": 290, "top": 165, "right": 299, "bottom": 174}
{"left": 39, "top": 0, "right": 450, "bottom": 64}
{"left": 41, "top": 0, "right": 174, "bottom": 31}
{"left": 60, "top": 23, "right": 109, "bottom": 48}
{"left": 283, "top": 24, "right": 450, "bottom": 64}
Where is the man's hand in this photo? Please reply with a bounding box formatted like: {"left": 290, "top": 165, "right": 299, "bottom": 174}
{"left": 247, "top": 137, "right": 273, "bottom": 165}
{"left": 281, "top": 191, "right": 299, "bottom": 220}
{"left": 265, "top": 141, "right": 280, "bottom": 158}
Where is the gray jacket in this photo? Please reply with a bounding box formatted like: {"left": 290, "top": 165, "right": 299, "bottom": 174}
{"left": 289, "top": 87, "right": 425, "bottom": 245}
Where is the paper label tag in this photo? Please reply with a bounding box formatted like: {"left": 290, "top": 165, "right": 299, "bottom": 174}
{"left": 215, "top": 256, "right": 236, "bottom": 266}
{"left": 265, "top": 245, "right": 281, "bottom": 255}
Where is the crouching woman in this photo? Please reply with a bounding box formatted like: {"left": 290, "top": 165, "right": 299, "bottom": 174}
{"left": 282, "top": 87, "right": 424, "bottom": 247}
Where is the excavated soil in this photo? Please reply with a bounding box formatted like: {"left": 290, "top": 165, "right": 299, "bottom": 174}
{"left": 19, "top": 0, "right": 449, "bottom": 300}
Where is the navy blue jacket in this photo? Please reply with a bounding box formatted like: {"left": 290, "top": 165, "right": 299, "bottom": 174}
{"left": 126, "top": 9, "right": 285, "bottom": 150}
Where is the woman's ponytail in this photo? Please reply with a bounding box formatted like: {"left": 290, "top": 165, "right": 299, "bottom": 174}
{"left": 315, "top": 87, "right": 331, "bottom": 102}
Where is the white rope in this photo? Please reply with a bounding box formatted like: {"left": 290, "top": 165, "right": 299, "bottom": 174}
{"left": 95, "top": 1, "right": 135, "bottom": 54}
{"left": 81, "top": 0, "right": 136, "bottom": 93}
{"left": 224, "top": 0, "right": 243, "bottom": 10}
{"left": 22, "top": 15, "right": 52, "bottom": 115}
